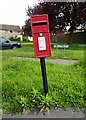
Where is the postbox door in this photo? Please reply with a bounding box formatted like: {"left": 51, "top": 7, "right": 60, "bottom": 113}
{"left": 32, "top": 33, "right": 51, "bottom": 58}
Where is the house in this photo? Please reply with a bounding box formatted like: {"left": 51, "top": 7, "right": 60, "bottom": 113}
{"left": 0, "top": 24, "right": 21, "bottom": 38}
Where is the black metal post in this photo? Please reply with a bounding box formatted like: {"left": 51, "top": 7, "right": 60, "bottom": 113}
{"left": 40, "top": 57, "right": 48, "bottom": 97}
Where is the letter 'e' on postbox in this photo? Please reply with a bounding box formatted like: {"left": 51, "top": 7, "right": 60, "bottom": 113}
{"left": 30, "top": 14, "right": 51, "bottom": 58}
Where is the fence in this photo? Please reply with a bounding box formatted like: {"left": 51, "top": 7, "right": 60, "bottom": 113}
{"left": 50, "top": 31, "right": 86, "bottom": 44}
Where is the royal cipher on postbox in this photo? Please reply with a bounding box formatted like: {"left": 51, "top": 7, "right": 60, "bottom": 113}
{"left": 31, "top": 14, "right": 51, "bottom": 58}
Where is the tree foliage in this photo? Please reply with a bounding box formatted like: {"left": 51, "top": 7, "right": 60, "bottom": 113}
{"left": 23, "top": 1, "right": 86, "bottom": 36}
{"left": 22, "top": 19, "right": 32, "bottom": 36}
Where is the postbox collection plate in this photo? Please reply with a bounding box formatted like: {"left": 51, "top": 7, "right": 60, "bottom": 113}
{"left": 38, "top": 36, "right": 46, "bottom": 51}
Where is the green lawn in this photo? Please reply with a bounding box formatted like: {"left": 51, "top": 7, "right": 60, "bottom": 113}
{"left": 2, "top": 57, "right": 84, "bottom": 113}
{"left": 1, "top": 42, "right": 84, "bottom": 60}
{"left": 1, "top": 42, "right": 85, "bottom": 113}
{"left": 2, "top": 43, "right": 34, "bottom": 58}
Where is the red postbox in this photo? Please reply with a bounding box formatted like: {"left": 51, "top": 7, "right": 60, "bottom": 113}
{"left": 31, "top": 14, "right": 51, "bottom": 58}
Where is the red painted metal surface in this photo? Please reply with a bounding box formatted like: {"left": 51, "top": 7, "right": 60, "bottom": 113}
{"left": 31, "top": 14, "right": 51, "bottom": 58}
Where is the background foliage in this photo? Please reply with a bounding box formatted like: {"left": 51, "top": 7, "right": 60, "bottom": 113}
{"left": 23, "top": 1, "right": 86, "bottom": 36}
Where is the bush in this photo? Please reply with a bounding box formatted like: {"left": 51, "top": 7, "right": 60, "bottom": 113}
{"left": 23, "top": 36, "right": 29, "bottom": 42}
{"left": 9, "top": 37, "right": 14, "bottom": 41}
{"left": 9, "top": 37, "right": 21, "bottom": 42}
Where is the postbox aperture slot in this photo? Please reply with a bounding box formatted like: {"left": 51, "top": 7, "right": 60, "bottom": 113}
{"left": 32, "top": 22, "right": 47, "bottom": 26}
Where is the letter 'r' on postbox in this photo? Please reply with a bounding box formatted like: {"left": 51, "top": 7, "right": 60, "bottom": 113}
{"left": 30, "top": 14, "right": 51, "bottom": 58}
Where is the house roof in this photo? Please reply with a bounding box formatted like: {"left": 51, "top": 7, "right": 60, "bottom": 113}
{"left": 0, "top": 24, "right": 20, "bottom": 32}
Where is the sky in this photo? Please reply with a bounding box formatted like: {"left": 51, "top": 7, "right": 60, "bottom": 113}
{"left": 0, "top": 0, "right": 39, "bottom": 28}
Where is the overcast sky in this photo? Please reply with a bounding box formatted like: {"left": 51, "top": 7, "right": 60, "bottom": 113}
{"left": 0, "top": 0, "right": 38, "bottom": 28}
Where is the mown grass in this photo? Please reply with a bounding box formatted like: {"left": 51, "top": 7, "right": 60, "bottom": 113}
{"left": 1, "top": 43, "right": 34, "bottom": 58}
{"left": 1, "top": 42, "right": 84, "bottom": 60}
{"left": 2, "top": 57, "right": 85, "bottom": 113}
{"left": 1, "top": 42, "right": 85, "bottom": 113}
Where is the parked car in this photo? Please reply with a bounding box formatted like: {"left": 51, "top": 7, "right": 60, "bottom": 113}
{"left": 0, "top": 37, "right": 21, "bottom": 50}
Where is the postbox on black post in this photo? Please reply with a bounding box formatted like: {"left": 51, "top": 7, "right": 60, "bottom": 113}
{"left": 31, "top": 14, "right": 51, "bottom": 97}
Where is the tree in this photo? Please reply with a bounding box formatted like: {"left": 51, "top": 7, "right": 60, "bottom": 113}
{"left": 23, "top": 0, "right": 86, "bottom": 43}
{"left": 22, "top": 19, "right": 32, "bottom": 36}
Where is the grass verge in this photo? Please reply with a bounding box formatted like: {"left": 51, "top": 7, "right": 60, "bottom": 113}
{"left": 1, "top": 43, "right": 84, "bottom": 60}
{"left": 2, "top": 57, "right": 85, "bottom": 113}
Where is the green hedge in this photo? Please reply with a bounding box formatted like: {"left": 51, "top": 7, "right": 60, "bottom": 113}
{"left": 9, "top": 37, "right": 21, "bottom": 42}
{"left": 9, "top": 36, "right": 31, "bottom": 42}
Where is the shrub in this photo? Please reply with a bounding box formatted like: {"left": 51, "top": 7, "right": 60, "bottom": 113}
{"left": 9, "top": 37, "right": 21, "bottom": 42}
{"left": 23, "top": 36, "right": 29, "bottom": 42}
{"left": 9, "top": 37, "right": 14, "bottom": 41}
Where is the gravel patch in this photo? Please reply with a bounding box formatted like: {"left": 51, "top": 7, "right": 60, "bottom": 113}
{"left": 11, "top": 57, "right": 77, "bottom": 65}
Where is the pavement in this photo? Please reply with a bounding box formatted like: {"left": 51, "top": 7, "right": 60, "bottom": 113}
{"left": 1, "top": 108, "right": 85, "bottom": 119}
